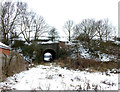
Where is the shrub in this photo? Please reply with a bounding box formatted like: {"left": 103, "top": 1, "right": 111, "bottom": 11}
{"left": 58, "top": 48, "right": 71, "bottom": 60}
{"left": 79, "top": 39, "right": 119, "bottom": 60}
{"left": 11, "top": 40, "right": 25, "bottom": 50}
{"left": 76, "top": 33, "right": 90, "bottom": 42}
{"left": 21, "top": 44, "right": 34, "bottom": 62}
{"left": 57, "top": 57, "right": 118, "bottom": 72}
{"left": 117, "top": 37, "right": 120, "bottom": 41}
{"left": 20, "top": 42, "right": 43, "bottom": 64}
{"left": 33, "top": 44, "right": 43, "bottom": 64}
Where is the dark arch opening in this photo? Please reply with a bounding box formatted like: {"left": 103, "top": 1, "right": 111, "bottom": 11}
{"left": 43, "top": 49, "right": 56, "bottom": 62}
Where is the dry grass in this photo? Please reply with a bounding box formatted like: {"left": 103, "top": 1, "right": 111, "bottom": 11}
{"left": 55, "top": 57, "right": 118, "bottom": 72}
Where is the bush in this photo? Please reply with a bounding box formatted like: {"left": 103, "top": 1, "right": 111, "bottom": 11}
{"left": 76, "top": 33, "right": 90, "bottom": 42}
{"left": 79, "top": 39, "right": 119, "bottom": 59}
{"left": 11, "top": 40, "right": 25, "bottom": 50}
{"left": 58, "top": 48, "right": 71, "bottom": 60}
{"left": 57, "top": 57, "right": 118, "bottom": 72}
{"left": 21, "top": 44, "right": 34, "bottom": 62}
{"left": 18, "top": 42, "right": 43, "bottom": 64}
{"left": 33, "top": 44, "right": 43, "bottom": 64}
{"left": 117, "top": 37, "right": 120, "bottom": 41}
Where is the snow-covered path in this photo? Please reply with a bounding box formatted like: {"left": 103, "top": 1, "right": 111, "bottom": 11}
{"left": 0, "top": 63, "right": 118, "bottom": 90}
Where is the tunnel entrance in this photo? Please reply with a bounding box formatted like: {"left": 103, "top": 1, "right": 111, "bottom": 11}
{"left": 43, "top": 49, "right": 56, "bottom": 62}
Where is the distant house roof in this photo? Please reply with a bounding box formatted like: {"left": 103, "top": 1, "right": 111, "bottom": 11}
{"left": 0, "top": 42, "right": 11, "bottom": 50}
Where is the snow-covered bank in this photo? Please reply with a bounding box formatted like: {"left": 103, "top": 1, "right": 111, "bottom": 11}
{"left": 0, "top": 64, "right": 118, "bottom": 90}
{"left": 71, "top": 41, "right": 117, "bottom": 62}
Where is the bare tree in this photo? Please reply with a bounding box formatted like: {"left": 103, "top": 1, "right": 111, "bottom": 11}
{"left": 33, "top": 16, "right": 49, "bottom": 40}
{"left": 73, "top": 19, "right": 97, "bottom": 42}
{"left": 63, "top": 20, "right": 74, "bottom": 42}
{"left": 48, "top": 27, "right": 59, "bottom": 42}
{"left": 0, "top": 2, "right": 18, "bottom": 44}
{"left": 20, "top": 11, "right": 35, "bottom": 43}
{"left": 73, "top": 24, "right": 82, "bottom": 39}
{"left": 95, "top": 19, "right": 113, "bottom": 42}
{"left": 73, "top": 19, "right": 114, "bottom": 42}
{"left": 0, "top": 1, "right": 28, "bottom": 45}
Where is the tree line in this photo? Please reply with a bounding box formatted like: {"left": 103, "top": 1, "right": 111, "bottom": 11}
{"left": 64, "top": 19, "right": 115, "bottom": 43}
{"left": 0, "top": 1, "right": 116, "bottom": 45}
{"left": 0, "top": 1, "right": 59, "bottom": 46}
{"left": 0, "top": 1, "right": 117, "bottom": 63}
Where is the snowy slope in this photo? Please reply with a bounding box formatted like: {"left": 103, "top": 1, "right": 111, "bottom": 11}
{"left": 71, "top": 41, "right": 117, "bottom": 62}
{"left": 0, "top": 64, "right": 118, "bottom": 90}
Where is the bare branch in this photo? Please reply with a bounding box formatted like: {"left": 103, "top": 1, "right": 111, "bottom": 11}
{"left": 63, "top": 20, "right": 74, "bottom": 41}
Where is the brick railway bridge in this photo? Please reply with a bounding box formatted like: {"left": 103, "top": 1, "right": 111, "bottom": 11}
{"left": 33, "top": 39, "right": 61, "bottom": 61}
{"left": 41, "top": 42, "right": 59, "bottom": 61}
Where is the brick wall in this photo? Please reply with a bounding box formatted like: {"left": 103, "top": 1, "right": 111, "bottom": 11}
{"left": 0, "top": 55, "right": 2, "bottom": 81}
{"left": 0, "top": 48, "right": 10, "bottom": 56}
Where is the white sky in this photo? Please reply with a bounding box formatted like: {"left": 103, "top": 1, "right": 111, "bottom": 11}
{"left": 25, "top": 0, "right": 119, "bottom": 38}
{"left": 3, "top": 0, "right": 120, "bottom": 40}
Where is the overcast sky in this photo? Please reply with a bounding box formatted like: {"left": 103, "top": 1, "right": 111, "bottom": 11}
{"left": 25, "top": 0, "right": 119, "bottom": 38}
{"left": 3, "top": 0, "right": 120, "bottom": 40}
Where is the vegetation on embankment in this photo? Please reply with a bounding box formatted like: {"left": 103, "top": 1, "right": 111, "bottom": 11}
{"left": 55, "top": 57, "right": 118, "bottom": 73}
{"left": 78, "top": 39, "right": 120, "bottom": 59}
{"left": 1, "top": 51, "right": 28, "bottom": 81}
{"left": 55, "top": 37, "right": 119, "bottom": 73}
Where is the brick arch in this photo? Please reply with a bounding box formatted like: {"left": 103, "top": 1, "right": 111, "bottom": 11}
{"left": 43, "top": 48, "right": 56, "bottom": 62}
{"left": 41, "top": 43, "right": 59, "bottom": 60}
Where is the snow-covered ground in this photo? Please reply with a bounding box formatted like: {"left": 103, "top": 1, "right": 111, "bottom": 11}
{"left": 0, "top": 63, "right": 118, "bottom": 90}
{"left": 71, "top": 41, "right": 117, "bottom": 62}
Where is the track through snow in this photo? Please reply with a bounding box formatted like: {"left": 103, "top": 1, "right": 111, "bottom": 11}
{"left": 0, "top": 63, "right": 118, "bottom": 90}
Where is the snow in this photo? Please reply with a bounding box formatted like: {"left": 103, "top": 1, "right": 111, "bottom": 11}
{"left": 114, "top": 41, "right": 120, "bottom": 45}
{"left": 97, "top": 53, "right": 116, "bottom": 62}
{"left": 0, "top": 42, "right": 11, "bottom": 50}
{"left": 41, "top": 41, "right": 58, "bottom": 44}
{"left": 0, "top": 64, "right": 118, "bottom": 90}
{"left": 39, "top": 37, "right": 50, "bottom": 40}
{"left": 71, "top": 42, "right": 91, "bottom": 59}
{"left": 78, "top": 44, "right": 90, "bottom": 59}
{"left": 70, "top": 41, "right": 117, "bottom": 62}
